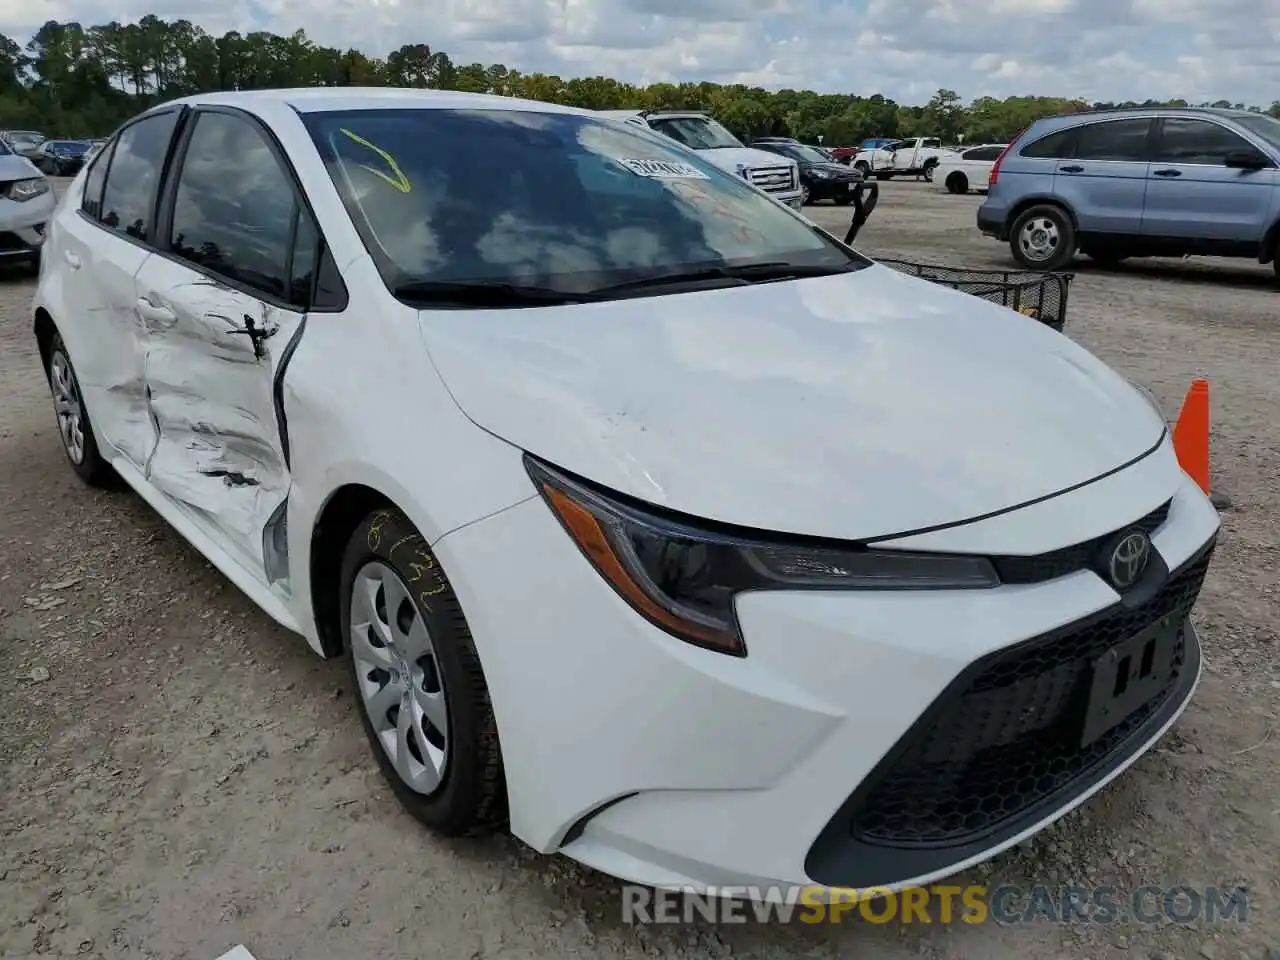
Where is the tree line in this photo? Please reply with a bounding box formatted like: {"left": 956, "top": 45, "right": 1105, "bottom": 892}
{"left": 3, "top": 17, "right": 1278, "bottom": 146}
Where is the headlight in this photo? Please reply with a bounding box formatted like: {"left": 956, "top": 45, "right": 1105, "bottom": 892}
{"left": 735, "top": 163, "right": 751, "bottom": 180}
{"left": 811, "top": 169, "right": 832, "bottom": 179}
{"left": 526, "top": 456, "right": 1000, "bottom": 656}
{"left": 8, "top": 178, "right": 50, "bottom": 202}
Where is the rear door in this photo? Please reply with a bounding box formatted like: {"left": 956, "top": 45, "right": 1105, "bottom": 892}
{"left": 1140, "top": 117, "right": 1277, "bottom": 244}
{"left": 1052, "top": 117, "right": 1154, "bottom": 234}
{"left": 54, "top": 108, "right": 182, "bottom": 471}
{"left": 134, "top": 107, "right": 332, "bottom": 583}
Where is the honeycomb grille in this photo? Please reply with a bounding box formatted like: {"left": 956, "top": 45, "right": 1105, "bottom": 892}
{"left": 849, "top": 543, "right": 1212, "bottom": 848}
{"left": 991, "top": 499, "right": 1171, "bottom": 585}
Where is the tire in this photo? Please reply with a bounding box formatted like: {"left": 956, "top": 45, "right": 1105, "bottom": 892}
{"left": 47, "top": 334, "right": 115, "bottom": 486}
{"left": 800, "top": 184, "right": 811, "bottom": 205}
{"left": 340, "top": 507, "right": 505, "bottom": 836}
{"left": 945, "top": 172, "right": 968, "bottom": 195}
{"left": 854, "top": 161, "right": 870, "bottom": 177}
{"left": 922, "top": 160, "right": 938, "bottom": 182}
{"left": 834, "top": 193, "right": 854, "bottom": 206}
{"left": 1009, "top": 204, "right": 1076, "bottom": 270}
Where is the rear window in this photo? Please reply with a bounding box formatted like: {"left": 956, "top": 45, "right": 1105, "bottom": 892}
{"left": 1019, "top": 128, "right": 1076, "bottom": 159}
{"left": 304, "top": 108, "right": 858, "bottom": 295}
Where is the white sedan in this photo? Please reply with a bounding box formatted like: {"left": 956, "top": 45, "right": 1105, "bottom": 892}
{"left": 34, "top": 89, "right": 1219, "bottom": 896}
{"left": 934, "top": 143, "right": 1008, "bottom": 194}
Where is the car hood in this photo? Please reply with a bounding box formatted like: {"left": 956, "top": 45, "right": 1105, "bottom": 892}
{"left": 699, "top": 146, "right": 796, "bottom": 173}
{"left": 805, "top": 161, "right": 861, "bottom": 178}
{"left": 418, "top": 265, "right": 1165, "bottom": 541}
{"left": 0, "top": 154, "right": 40, "bottom": 178}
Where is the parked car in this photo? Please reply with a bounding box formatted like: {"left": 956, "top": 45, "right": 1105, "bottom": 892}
{"left": 853, "top": 137, "right": 946, "bottom": 181}
{"left": 34, "top": 139, "right": 93, "bottom": 176}
{"left": 934, "top": 143, "right": 1008, "bottom": 195}
{"left": 82, "top": 139, "right": 107, "bottom": 164}
{"left": 35, "top": 88, "right": 1219, "bottom": 896}
{"left": 0, "top": 135, "right": 54, "bottom": 271}
{"left": 3, "top": 130, "right": 47, "bottom": 158}
{"left": 749, "top": 137, "right": 865, "bottom": 205}
{"left": 979, "top": 107, "right": 1280, "bottom": 272}
{"left": 828, "top": 146, "right": 858, "bottom": 164}
{"left": 595, "top": 110, "right": 804, "bottom": 210}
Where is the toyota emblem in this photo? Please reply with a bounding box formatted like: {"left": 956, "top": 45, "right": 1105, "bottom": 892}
{"left": 1108, "top": 531, "right": 1152, "bottom": 590}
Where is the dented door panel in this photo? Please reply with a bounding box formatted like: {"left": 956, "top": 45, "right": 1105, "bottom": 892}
{"left": 136, "top": 256, "right": 303, "bottom": 580}
{"left": 59, "top": 226, "right": 157, "bottom": 470}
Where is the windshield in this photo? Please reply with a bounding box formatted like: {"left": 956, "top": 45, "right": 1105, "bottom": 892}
{"left": 305, "top": 108, "right": 860, "bottom": 300}
{"left": 1235, "top": 114, "right": 1280, "bottom": 150}
{"left": 647, "top": 116, "right": 743, "bottom": 150}
{"left": 779, "top": 143, "right": 831, "bottom": 164}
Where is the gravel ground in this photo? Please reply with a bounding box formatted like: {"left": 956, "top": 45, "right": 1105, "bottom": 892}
{"left": 2, "top": 179, "right": 1278, "bottom": 960}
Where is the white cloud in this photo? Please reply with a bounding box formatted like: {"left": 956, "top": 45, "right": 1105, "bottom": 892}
{"left": 1, "top": 0, "right": 1277, "bottom": 106}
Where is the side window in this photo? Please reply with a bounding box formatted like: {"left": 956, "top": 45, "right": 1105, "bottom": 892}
{"left": 289, "top": 211, "right": 320, "bottom": 307}
{"left": 1073, "top": 119, "right": 1153, "bottom": 162}
{"left": 80, "top": 139, "right": 116, "bottom": 221}
{"left": 921, "top": 139, "right": 942, "bottom": 150}
{"left": 169, "top": 111, "right": 298, "bottom": 302}
{"left": 1153, "top": 119, "right": 1257, "bottom": 165}
{"left": 1019, "top": 128, "right": 1076, "bottom": 159}
{"left": 99, "top": 111, "right": 179, "bottom": 241}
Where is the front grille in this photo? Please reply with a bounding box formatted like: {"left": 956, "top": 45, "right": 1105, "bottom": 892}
{"left": 747, "top": 165, "right": 796, "bottom": 193}
{"left": 991, "top": 498, "right": 1171, "bottom": 584}
{"left": 849, "top": 543, "right": 1213, "bottom": 848}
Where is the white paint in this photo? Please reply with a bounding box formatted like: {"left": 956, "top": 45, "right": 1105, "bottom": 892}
{"left": 215, "top": 947, "right": 257, "bottom": 960}
{"left": 34, "top": 87, "right": 1222, "bottom": 896}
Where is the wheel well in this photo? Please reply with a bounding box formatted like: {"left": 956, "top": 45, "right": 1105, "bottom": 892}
{"left": 1261, "top": 218, "right": 1280, "bottom": 264}
{"left": 1007, "top": 197, "right": 1077, "bottom": 232}
{"left": 33, "top": 308, "right": 56, "bottom": 378}
{"left": 309, "top": 483, "right": 395, "bottom": 658}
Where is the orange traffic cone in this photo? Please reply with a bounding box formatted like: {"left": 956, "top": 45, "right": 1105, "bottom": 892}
{"left": 1171, "top": 378, "right": 1212, "bottom": 496}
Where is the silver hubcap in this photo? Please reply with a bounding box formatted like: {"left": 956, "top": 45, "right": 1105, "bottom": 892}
{"left": 1018, "top": 217, "right": 1061, "bottom": 263}
{"left": 350, "top": 561, "right": 449, "bottom": 793}
{"left": 50, "top": 351, "right": 85, "bottom": 465}
{"left": 801, "top": 185, "right": 810, "bottom": 203}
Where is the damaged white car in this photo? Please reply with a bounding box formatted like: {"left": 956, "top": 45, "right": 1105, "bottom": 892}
{"left": 35, "top": 89, "right": 1220, "bottom": 896}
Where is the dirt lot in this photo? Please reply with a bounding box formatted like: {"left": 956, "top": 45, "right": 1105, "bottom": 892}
{"left": 2, "top": 179, "right": 1278, "bottom": 960}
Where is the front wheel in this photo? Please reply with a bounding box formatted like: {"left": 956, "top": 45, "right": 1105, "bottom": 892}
{"left": 854, "top": 161, "right": 870, "bottom": 177}
{"left": 800, "top": 184, "right": 811, "bottom": 205}
{"left": 47, "top": 335, "right": 115, "bottom": 487}
{"left": 1009, "top": 204, "right": 1076, "bottom": 270}
{"left": 341, "top": 507, "right": 506, "bottom": 836}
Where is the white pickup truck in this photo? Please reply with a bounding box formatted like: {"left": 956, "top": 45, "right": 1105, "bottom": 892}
{"left": 594, "top": 110, "right": 806, "bottom": 210}
{"left": 851, "top": 137, "right": 947, "bottom": 182}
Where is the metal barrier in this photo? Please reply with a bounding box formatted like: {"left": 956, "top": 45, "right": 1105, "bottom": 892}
{"left": 876, "top": 259, "right": 1074, "bottom": 332}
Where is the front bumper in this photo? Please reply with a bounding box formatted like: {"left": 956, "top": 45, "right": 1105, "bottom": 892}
{"left": 809, "top": 178, "right": 863, "bottom": 201}
{"left": 0, "top": 187, "right": 56, "bottom": 260}
{"left": 435, "top": 448, "right": 1220, "bottom": 893}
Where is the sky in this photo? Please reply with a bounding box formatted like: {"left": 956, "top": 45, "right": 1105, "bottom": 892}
{"left": 2, "top": 0, "right": 1278, "bottom": 106}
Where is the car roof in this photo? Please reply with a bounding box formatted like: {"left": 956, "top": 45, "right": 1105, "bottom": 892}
{"left": 157, "top": 87, "right": 593, "bottom": 118}
{"left": 1027, "top": 105, "right": 1262, "bottom": 136}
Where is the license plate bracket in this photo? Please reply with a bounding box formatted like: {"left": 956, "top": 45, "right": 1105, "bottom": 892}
{"left": 1080, "top": 617, "right": 1180, "bottom": 748}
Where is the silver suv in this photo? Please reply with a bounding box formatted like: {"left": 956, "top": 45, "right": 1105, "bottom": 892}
{"left": 977, "top": 107, "right": 1280, "bottom": 276}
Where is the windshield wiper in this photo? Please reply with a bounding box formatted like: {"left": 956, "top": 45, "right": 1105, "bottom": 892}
{"left": 392, "top": 280, "right": 603, "bottom": 307}
{"left": 592, "top": 261, "right": 857, "bottom": 295}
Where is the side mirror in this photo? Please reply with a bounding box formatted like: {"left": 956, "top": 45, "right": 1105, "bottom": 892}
{"left": 1224, "top": 150, "right": 1269, "bottom": 170}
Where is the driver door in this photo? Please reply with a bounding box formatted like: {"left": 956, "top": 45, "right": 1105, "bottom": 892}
{"left": 134, "top": 107, "right": 326, "bottom": 587}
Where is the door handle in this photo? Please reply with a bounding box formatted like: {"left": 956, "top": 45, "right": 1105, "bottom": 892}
{"left": 63, "top": 250, "right": 81, "bottom": 269}
{"left": 1059, "top": 165, "right": 1084, "bottom": 173}
{"left": 135, "top": 297, "right": 176, "bottom": 325}
{"left": 1153, "top": 168, "right": 1182, "bottom": 177}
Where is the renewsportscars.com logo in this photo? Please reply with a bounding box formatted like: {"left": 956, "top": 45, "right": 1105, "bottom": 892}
{"left": 622, "top": 884, "right": 1250, "bottom": 926}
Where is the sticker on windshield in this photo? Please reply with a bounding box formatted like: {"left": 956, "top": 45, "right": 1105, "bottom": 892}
{"left": 614, "top": 158, "right": 710, "bottom": 180}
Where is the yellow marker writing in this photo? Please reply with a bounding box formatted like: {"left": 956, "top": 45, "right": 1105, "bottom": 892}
{"left": 339, "top": 128, "right": 413, "bottom": 194}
